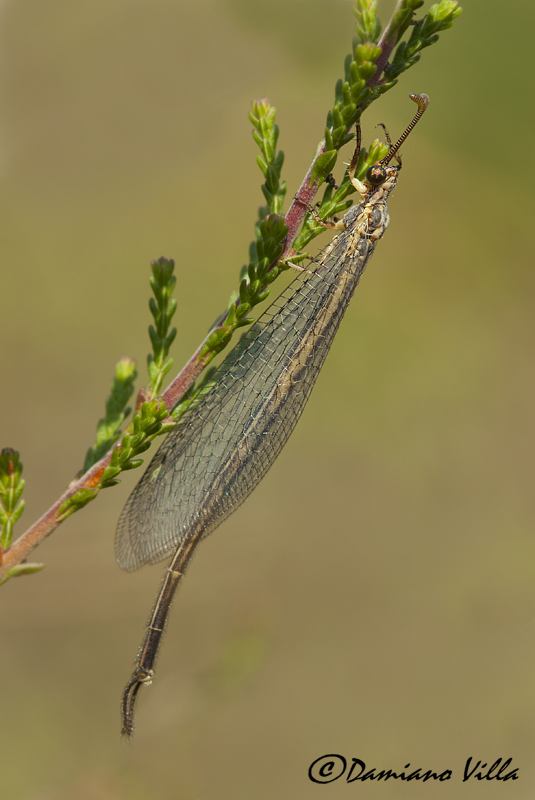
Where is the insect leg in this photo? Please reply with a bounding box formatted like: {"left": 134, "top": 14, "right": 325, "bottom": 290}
{"left": 376, "top": 122, "right": 402, "bottom": 167}
{"left": 294, "top": 195, "right": 346, "bottom": 231}
{"left": 348, "top": 121, "right": 368, "bottom": 196}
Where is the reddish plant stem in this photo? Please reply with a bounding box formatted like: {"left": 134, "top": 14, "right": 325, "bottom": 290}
{"left": 282, "top": 144, "right": 326, "bottom": 258}
{"left": 0, "top": 341, "right": 213, "bottom": 581}
{"left": 0, "top": 5, "right": 408, "bottom": 583}
{"left": 281, "top": 7, "right": 402, "bottom": 258}
{"left": 373, "top": 0, "right": 405, "bottom": 83}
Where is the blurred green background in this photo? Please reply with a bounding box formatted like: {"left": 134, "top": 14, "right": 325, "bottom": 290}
{"left": 1, "top": 0, "right": 534, "bottom": 797}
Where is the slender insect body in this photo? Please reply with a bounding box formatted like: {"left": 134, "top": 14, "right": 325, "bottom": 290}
{"left": 118, "top": 94, "right": 429, "bottom": 735}
{"left": 117, "top": 179, "right": 397, "bottom": 735}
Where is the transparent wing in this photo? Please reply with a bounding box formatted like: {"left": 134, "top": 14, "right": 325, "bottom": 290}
{"left": 116, "top": 203, "right": 388, "bottom": 571}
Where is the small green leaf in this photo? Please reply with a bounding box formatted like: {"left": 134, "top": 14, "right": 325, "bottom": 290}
{"left": 0, "top": 562, "right": 45, "bottom": 586}
{"left": 121, "top": 459, "right": 144, "bottom": 471}
{"left": 353, "top": 0, "right": 381, "bottom": 44}
{"left": 0, "top": 448, "right": 26, "bottom": 549}
{"left": 101, "top": 465, "right": 121, "bottom": 484}
{"left": 256, "top": 155, "right": 268, "bottom": 176}
{"left": 146, "top": 257, "right": 179, "bottom": 398}
{"left": 83, "top": 358, "right": 138, "bottom": 472}
{"left": 1, "top": 519, "right": 13, "bottom": 549}
{"left": 11, "top": 500, "right": 25, "bottom": 524}
{"left": 354, "top": 42, "right": 381, "bottom": 65}
{"left": 201, "top": 328, "right": 230, "bottom": 358}
{"left": 57, "top": 487, "right": 100, "bottom": 520}
{"left": 310, "top": 151, "right": 338, "bottom": 185}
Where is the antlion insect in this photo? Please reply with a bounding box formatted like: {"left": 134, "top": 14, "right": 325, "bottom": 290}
{"left": 117, "top": 93, "right": 430, "bottom": 735}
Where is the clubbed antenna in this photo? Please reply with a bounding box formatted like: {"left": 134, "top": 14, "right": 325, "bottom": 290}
{"left": 380, "top": 93, "right": 430, "bottom": 166}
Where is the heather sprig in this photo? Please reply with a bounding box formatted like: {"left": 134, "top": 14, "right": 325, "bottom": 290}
{"left": 0, "top": 0, "right": 462, "bottom": 584}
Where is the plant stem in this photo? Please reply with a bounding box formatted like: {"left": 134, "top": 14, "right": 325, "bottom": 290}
{"left": 0, "top": 0, "right": 450, "bottom": 582}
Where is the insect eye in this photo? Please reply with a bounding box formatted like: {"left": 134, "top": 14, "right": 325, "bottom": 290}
{"left": 365, "top": 164, "right": 387, "bottom": 186}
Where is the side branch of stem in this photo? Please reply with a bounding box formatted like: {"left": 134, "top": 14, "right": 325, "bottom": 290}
{"left": 0, "top": 7, "right": 404, "bottom": 583}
